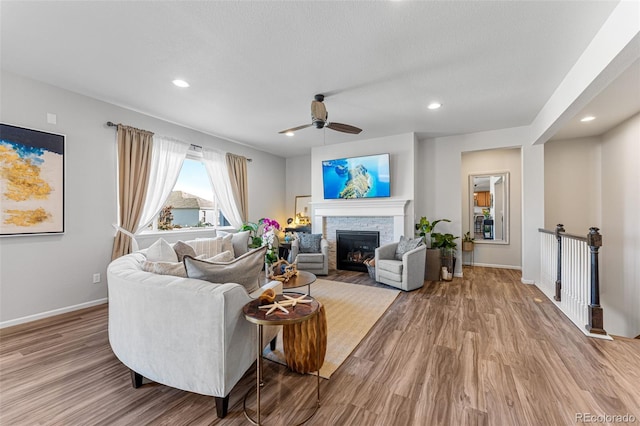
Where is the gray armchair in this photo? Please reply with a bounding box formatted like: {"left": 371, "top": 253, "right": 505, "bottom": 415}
{"left": 289, "top": 237, "right": 329, "bottom": 276}
{"left": 374, "top": 242, "right": 426, "bottom": 291}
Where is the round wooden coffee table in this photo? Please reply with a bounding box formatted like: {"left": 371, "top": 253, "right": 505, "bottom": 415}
{"left": 260, "top": 270, "right": 317, "bottom": 295}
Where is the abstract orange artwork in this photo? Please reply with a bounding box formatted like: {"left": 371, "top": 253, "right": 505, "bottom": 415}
{"left": 0, "top": 124, "right": 65, "bottom": 236}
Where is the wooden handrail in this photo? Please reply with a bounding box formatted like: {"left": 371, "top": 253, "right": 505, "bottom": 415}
{"left": 538, "top": 227, "right": 587, "bottom": 242}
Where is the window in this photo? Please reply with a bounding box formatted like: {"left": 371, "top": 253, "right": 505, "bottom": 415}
{"left": 153, "top": 155, "right": 228, "bottom": 231}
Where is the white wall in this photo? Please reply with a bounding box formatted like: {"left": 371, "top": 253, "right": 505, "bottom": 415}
{"left": 310, "top": 133, "right": 417, "bottom": 238}
{"left": 600, "top": 113, "right": 640, "bottom": 338}
{"left": 544, "top": 137, "right": 601, "bottom": 234}
{"left": 461, "top": 148, "right": 522, "bottom": 269}
{"left": 0, "top": 70, "right": 286, "bottom": 325}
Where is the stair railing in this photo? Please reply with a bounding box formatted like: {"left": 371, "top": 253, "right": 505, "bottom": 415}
{"left": 538, "top": 225, "right": 608, "bottom": 338}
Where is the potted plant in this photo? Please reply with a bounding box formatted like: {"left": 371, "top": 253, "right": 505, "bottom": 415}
{"left": 462, "top": 231, "right": 474, "bottom": 252}
{"left": 415, "top": 217, "right": 451, "bottom": 281}
{"left": 415, "top": 217, "right": 450, "bottom": 248}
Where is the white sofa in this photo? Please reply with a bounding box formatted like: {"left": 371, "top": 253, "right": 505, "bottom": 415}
{"left": 107, "top": 250, "right": 281, "bottom": 418}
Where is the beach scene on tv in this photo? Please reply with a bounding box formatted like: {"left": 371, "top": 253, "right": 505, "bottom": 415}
{"left": 322, "top": 154, "right": 390, "bottom": 199}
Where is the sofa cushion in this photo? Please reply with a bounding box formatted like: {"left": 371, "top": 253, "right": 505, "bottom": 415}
{"left": 394, "top": 235, "right": 422, "bottom": 260}
{"left": 186, "top": 233, "right": 234, "bottom": 258}
{"left": 378, "top": 268, "right": 403, "bottom": 283}
{"left": 142, "top": 252, "right": 233, "bottom": 278}
{"left": 173, "top": 240, "right": 196, "bottom": 262}
{"left": 378, "top": 259, "right": 404, "bottom": 275}
{"left": 142, "top": 260, "right": 188, "bottom": 277}
{"left": 217, "top": 230, "right": 250, "bottom": 257}
{"left": 184, "top": 246, "right": 267, "bottom": 293}
{"left": 296, "top": 253, "right": 324, "bottom": 264}
{"left": 298, "top": 233, "right": 322, "bottom": 253}
{"left": 146, "top": 238, "right": 178, "bottom": 262}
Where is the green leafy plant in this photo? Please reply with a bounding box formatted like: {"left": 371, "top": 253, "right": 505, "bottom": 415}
{"left": 463, "top": 231, "right": 474, "bottom": 243}
{"left": 240, "top": 222, "right": 262, "bottom": 248}
{"left": 414, "top": 217, "right": 451, "bottom": 247}
{"left": 431, "top": 233, "right": 458, "bottom": 250}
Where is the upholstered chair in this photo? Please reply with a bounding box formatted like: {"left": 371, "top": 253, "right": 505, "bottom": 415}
{"left": 288, "top": 233, "right": 329, "bottom": 276}
{"left": 374, "top": 239, "right": 426, "bottom": 291}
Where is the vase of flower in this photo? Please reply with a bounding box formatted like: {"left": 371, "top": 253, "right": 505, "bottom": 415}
{"left": 260, "top": 217, "right": 281, "bottom": 271}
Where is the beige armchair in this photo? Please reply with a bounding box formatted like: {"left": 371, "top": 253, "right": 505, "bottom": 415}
{"left": 374, "top": 242, "right": 426, "bottom": 291}
{"left": 288, "top": 235, "right": 329, "bottom": 276}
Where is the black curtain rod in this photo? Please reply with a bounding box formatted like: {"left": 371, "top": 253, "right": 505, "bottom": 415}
{"left": 106, "top": 121, "right": 252, "bottom": 162}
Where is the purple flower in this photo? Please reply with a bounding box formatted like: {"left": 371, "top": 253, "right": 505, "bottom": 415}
{"left": 260, "top": 217, "right": 280, "bottom": 232}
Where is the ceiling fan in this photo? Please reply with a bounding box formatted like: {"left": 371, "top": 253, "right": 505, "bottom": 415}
{"left": 279, "top": 94, "right": 362, "bottom": 135}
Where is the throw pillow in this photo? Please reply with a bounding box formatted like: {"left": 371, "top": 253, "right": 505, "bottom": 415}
{"left": 142, "top": 260, "right": 187, "bottom": 278}
{"left": 142, "top": 254, "right": 211, "bottom": 278}
{"left": 217, "top": 230, "right": 251, "bottom": 257}
{"left": 183, "top": 246, "right": 267, "bottom": 293}
{"left": 394, "top": 235, "right": 423, "bottom": 260}
{"left": 145, "top": 238, "right": 178, "bottom": 262}
{"left": 186, "top": 233, "right": 234, "bottom": 258}
{"left": 298, "top": 233, "right": 322, "bottom": 253}
{"left": 206, "top": 250, "right": 235, "bottom": 262}
{"left": 173, "top": 240, "right": 196, "bottom": 262}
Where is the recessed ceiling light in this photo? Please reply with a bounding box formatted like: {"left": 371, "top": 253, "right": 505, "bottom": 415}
{"left": 427, "top": 102, "right": 442, "bottom": 110}
{"left": 172, "top": 79, "right": 190, "bottom": 88}
{"left": 580, "top": 116, "right": 595, "bottom": 122}
{"left": 285, "top": 131, "right": 295, "bottom": 137}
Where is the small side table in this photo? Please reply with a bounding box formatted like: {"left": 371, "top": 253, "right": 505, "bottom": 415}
{"left": 243, "top": 294, "right": 321, "bottom": 425}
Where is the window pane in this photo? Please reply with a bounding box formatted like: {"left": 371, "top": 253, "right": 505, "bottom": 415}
{"left": 156, "top": 158, "right": 228, "bottom": 230}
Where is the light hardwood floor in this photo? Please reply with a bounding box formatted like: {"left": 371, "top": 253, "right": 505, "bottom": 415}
{"left": 1, "top": 267, "right": 639, "bottom": 425}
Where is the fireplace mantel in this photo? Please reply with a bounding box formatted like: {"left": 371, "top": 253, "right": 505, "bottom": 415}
{"left": 311, "top": 199, "right": 408, "bottom": 218}
{"left": 311, "top": 199, "right": 409, "bottom": 241}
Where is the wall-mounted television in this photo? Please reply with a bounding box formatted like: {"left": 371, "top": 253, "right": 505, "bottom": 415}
{"left": 322, "top": 153, "right": 390, "bottom": 199}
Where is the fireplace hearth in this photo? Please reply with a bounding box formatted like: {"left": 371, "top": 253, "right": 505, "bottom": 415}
{"left": 336, "top": 230, "right": 380, "bottom": 272}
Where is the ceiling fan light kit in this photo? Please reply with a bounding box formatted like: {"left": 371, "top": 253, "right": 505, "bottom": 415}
{"left": 279, "top": 94, "right": 362, "bottom": 136}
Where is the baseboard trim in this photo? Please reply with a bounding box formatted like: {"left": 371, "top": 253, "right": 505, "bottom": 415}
{"left": 521, "top": 278, "right": 536, "bottom": 285}
{"left": 467, "top": 262, "right": 522, "bottom": 270}
{"left": 0, "top": 298, "right": 108, "bottom": 330}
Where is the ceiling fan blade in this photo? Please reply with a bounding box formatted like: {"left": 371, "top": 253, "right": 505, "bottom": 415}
{"left": 278, "top": 124, "right": 313, "bottom": 134}
{"left": 326, "top": 122, "right": 362, "bottom": 134}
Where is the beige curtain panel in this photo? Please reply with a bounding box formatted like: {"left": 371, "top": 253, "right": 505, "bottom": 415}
{"left": 111, "top": 124, "right": 153, "bottom": 260}
{"left": 225, "top": 153, "right": 248, "bottom": 224}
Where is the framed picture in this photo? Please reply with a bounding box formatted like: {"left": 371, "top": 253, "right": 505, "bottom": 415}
{"left": 0, "top": 123, "right": 65, "bottom": 236}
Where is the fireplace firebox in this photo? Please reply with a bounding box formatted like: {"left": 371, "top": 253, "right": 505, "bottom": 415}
{"left": 336, "top": 230, "right": 380, "bottom": 272}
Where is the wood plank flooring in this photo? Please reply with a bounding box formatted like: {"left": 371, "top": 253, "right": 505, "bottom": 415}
{"left": 1, "top": 267, "right": 639, "bottom": 425}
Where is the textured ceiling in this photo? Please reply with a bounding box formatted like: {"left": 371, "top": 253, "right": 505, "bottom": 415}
{"left": 0, "top": 1, "right": 625, "bottom": 157}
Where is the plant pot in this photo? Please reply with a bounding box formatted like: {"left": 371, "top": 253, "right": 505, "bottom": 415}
{"left": 462, "top": 241, "right": 474, "bottom": 252}
{"left": 425, "top": 248, "right": 441, "bottom": 281}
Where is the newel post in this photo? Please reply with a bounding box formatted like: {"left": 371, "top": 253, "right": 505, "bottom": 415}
{"left": 554, "top": 224, "right": 565, "bottom": 301}
{"left": 586, "top": 227, "right": 606, "bottom": 335}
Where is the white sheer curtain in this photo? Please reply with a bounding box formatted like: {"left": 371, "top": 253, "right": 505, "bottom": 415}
{"left": 202, "top": 149, "right": 244, "bottom": 229}
{"left": 136, "top": 135, "right": 190, "bottom": 233}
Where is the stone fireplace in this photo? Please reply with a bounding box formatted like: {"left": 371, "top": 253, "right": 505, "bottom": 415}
{"left": 311, "top": 199, "right": 410, "bottom": 271}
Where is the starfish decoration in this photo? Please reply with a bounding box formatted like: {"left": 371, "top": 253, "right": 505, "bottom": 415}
{"left": 258, "top": 294, "right": 313, "bottom": 315}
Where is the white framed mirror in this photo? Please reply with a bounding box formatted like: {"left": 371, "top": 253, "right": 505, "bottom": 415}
{"left": 469, "top": 172, "right": 509, "bottom": 244}
{"left": 294, "top": 195, "right": 311, "bottom": 224}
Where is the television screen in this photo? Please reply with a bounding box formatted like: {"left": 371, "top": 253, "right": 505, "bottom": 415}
{"left": 322, "top": 153, "right": 390, "bottom": 199}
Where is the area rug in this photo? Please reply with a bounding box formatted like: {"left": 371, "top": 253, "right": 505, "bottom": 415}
{"left": 263, "top": 279, "right": 400, "bottom": 379}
